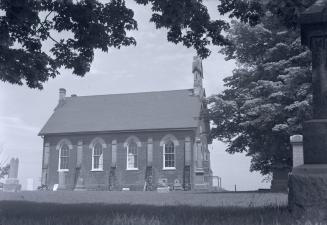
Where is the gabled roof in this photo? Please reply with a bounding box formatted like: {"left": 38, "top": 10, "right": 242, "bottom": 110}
{"left": 39, "top": 89, "right": 202, "bottom": 135}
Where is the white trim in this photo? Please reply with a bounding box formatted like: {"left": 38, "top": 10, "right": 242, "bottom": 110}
{"left": 90, "top": 169, "right": 104, "bottom": 172}
{"left": 163, "top": 141, "right": 176, "bottom": 169}
{"left": 57, "top": 140, "right": 71, "bottom": 172}
{"left": 162, "top": 167, "right": 176, "bottom": 170}
{"left": 91, "top": 142, "right": 103, "bottom": 171}
{"left": 126, "top": 141, "right": 138, "bottom": 170}
{"left": 126, "top": 168, "right": 139, "bottom": 171}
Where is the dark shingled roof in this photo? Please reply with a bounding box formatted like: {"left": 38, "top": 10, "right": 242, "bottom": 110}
{"left": 39, "top": 89, "right": 202, "bottom": 135}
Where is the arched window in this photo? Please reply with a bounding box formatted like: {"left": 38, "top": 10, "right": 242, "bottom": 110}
{"left": 59, "top": 143, "right": 69, "bottom": 171}
{"left": 127, "top": 141, "right": 138, "bottom": 170}
{"left": 92, "top": 142, "right": 103, "bottom": 170}
{"left": 163, "top": 140, "right": 175, "bottom": 169}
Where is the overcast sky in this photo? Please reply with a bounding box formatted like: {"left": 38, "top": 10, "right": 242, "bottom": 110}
{"left": 0, "top": 1, "right": 270, "bottom": 191}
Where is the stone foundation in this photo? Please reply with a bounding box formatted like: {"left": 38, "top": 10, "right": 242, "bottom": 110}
{"left": 288, "top": 164, "right": 327, "bottom": 221}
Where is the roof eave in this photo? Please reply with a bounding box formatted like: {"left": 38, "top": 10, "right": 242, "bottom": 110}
{"left": 39, "top": 126, "right": 198, "bottom": 136}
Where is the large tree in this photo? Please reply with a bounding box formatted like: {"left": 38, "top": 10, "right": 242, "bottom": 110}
{"left": 1, "top": 0, "right": 317, "bottom": 89}
{"left": 208, "top": 13, "right": 312, "bottom": 175}
{"left": 0, "top": 0, "right": 229, "bottom": 89}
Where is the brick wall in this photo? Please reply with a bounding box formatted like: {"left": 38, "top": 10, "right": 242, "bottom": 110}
{"left": 42, "top": 129, "right": 197, "bottom": 191}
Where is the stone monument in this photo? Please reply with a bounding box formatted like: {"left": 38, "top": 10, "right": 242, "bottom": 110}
{"left": 3, "top": 158, "right": 21, "bottom": 192}
{"left": 288, "top": 0, "right": 327, "bottom": 220}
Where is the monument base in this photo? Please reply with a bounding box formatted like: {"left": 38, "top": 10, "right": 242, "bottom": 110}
{"left": 157, "top": 187, "right": 170, "bottom": 193}
{"left": 271, "top": 168, "right": 289, "bottom": 192}
{"left": 288, "top": 164, "right": 327, "bottom": 221}
{"left": 303, "top": 119, "right": 327, "bottom": 163}
{"left": 3, "top": 178, "right": 21, "bottom": 192}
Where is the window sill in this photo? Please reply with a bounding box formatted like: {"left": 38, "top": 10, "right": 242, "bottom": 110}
{"left": 126, "top": 168, "right": 139, "bottom": 171}
{"left": 90, "top": 169, "right": 104, "bottom": 172}
{"left": 163, "top": 167, "right": 176, "bottom": 170}
{"left": 57, "top": 169, "right": 69, "bottom": 172}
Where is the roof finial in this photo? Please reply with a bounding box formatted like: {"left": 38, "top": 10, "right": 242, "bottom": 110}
{"left": 192, "top": 56, "right": 203, "bottom": 97}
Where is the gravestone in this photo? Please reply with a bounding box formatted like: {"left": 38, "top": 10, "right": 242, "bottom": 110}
{"left": 173, "top": 179, "right": 183, "bottom": 190}
{"left": 26, "top": 178, "right": 34, "bottom": 191}
{"left": 53, "top": 184, "right": 58, "bottom": 191}
{"left": 288, "top": 0, "right": 327, "bottom": 220}
{"left": 157, "top": 178, "right": 169, "bottom": 193}
{"left": 290, "top": 135, "right": 304, "bottom": 168}
{"left": 3, "top": 158, "right": 21, "bottom": 192}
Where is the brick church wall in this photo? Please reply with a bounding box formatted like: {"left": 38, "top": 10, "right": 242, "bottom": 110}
{"left": 43, "top": 129, "right": 195, "bottom": 191}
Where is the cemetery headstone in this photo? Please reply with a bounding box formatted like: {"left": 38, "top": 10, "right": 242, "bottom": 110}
{"left": 290, "top": 135, "right": 304, "bottom": 167}
{"left": 157, "top": 178, "right": 169, "bottom": 193}
{"left": 26, "top": 178, "right": 34, "bottom": 191}
{"left": 173, "top": 179, "right": 183, "bottom": 190}
{"left": 3, "top": 158, "right": 21, "bottom": 192}
{"left": 53, "top": 184, "right": 58, "bottom": 191}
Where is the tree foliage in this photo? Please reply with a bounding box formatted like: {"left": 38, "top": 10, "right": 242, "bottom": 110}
{"left": 208, "top": 14, "right": 313, "bottom": 175}
{"left": 0, "top": 164, "right": 9, "bottom": 179}
{"left": 218, "top": 0, "right": 316, "bottom": 28}
{"left": 0, "top": 0, "right": 229, "bottom": 89}
{"left": 0, "top": 146, "right": 9, "bottom": 179}
{"left": 0, "top": 0, "right": 318, "bottom": 89}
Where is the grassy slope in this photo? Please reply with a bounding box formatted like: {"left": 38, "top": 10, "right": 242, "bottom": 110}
{"left": 0, "top": 201, "right": 297, "bottom": 225}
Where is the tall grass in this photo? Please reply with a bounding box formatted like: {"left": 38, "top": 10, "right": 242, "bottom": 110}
{"left": 0, "top": 201, "right": 313, "bottom": 225}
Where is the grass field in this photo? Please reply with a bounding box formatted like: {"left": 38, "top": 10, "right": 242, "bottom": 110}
{"left": 0, "top": 192, "right": 323, "bottom": 225}
{"left": 0, "top": 191, "right": 288, "bottom": 207}
{"left": 0, "top": 201, "right": 298, "bottom": 225}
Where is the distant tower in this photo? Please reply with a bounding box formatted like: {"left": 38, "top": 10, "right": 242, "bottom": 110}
{"left": 192, "top": 56, "right": 203, "bottom": 97}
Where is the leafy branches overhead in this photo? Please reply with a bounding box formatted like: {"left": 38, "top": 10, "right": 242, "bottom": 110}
{"left": 218, "top": 0, "right": 316, "bottom": 28}
{"left": 0, "top": 0, "right": 318, "bottom": 89}
{"left": 0, "top": 0, "right": 137, "bottom": 89}
{"left": 135, "top": 0, "right": 229, "bottom": 57}
{"left": 0, "top": 0, "right": 231, "bottom": 89}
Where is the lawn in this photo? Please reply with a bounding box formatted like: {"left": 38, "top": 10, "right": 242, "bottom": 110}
{"left": 0, "top": 191, "right": 288, "bottom": 207}
{"left": 0, "top": 192, "right": 323, "bottom": 225}
{"left": 0, "top": 201, "right": 298, "bottom": 225}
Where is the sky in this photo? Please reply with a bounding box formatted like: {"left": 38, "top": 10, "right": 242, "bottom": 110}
{"left": 0, "top": 1, "right": 270, "bottom": 191}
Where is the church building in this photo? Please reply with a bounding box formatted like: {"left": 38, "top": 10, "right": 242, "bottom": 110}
{"left": 39, "top": 56, "right": 212, "bottom": 191}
